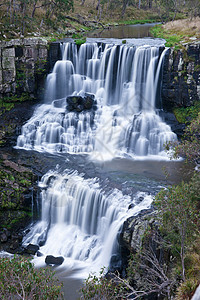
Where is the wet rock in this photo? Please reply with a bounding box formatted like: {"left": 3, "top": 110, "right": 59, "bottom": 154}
{"left": 10, "top": 239, "right": 19, "bottom": 250}
{"left": 109, "top": 254, "right": 122, "bottom": 272}
{"left": 25, "top": 243, "right": 39, "bottom": 255}
{"left": 66, "top": 93, "right": 95, "bottom": 112}
{"left": 82, "top": 93, "right": 94, "bottom": 109}
{"left": 11, "top": 234, "right": 23, "bottom": 243}
{"left": 37, "top": 250, "right": 44, "bottom": 257}
{"left": 0, "top": 233, "right": 8, "bottom": 243}
{"left": 128, "top": 203, "right": 134, "bottom": 210}
{"left": 0, "top": 228, "right": 11, "bottom": 243}
{"left": 39, "top": 240, "right": 46, "bottom": 247}
{"left": 159, "top": 111, "right": 186, "bottom": 137}
{"left": 120, "top": 210, "right": 154, "bottom": 252}
{"left": 45, "top": 255, "right": 64, "bottom": 265}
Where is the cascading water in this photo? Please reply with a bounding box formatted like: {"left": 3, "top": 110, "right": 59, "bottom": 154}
{"left": 16, "top": 38, "right": 178, "bottom": 299}
{"left": 16, "top": 39, "right": 176, "bottom": 160}
{"left": 23, "top": 169, "right": 153, "bottom": 275}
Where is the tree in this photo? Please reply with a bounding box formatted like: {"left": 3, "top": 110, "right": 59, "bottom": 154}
{"left": 168, "top": 112, "right": 200, "bottom": 164}
{"left": 0, "top": 256, "right": 64, "bottom": 299}
{"left": 154, "top": 173, "right": 200, "bottom": 281}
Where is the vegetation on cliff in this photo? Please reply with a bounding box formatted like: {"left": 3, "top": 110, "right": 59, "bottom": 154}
{"left": 0, "top": 256, "right": 64, "bottom": 299}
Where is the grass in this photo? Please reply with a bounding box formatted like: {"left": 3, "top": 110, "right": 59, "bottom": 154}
{"left": 150, "top": 17, "right": 200, "bottom": 47}
{"left": 150, "top": 24, "right": 184, "bottom": 47}
{"left": 119, "top": 18, "right": 159, "bottom": 25}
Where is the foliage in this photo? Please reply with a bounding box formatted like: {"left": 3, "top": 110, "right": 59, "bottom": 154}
{"left": 0, "top": 256, "right": 64, "bottom": 299}
{"left": 168, "top": 112, "right": 200, "bottom": 163}
{"left": 81, "top": 268, "right": 129, "bottom": 299}
{"left": 173, "top": 102, "right": 200, "bottom": 124}
{"left": 176, "top": 278, "right": 199, "bottom": 300}
{"left": 176, "top": 237, "right": 200, "bottom": 299}
{"left": 75, "top": 37, "right": 86, "bottom": 46}
{"left": 0, "top": 93, "right": 32, "bottom": 116}
{"left": 154, "top": 172, "right": 200, "bottom": 281}
{"left": 150, "top": 24, "right": 183, "bottom": 47}
{"left": 0, "top": 0, "right": 73, "bottom": 37}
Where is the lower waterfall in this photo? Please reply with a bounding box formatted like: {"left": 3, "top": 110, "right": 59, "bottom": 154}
{"left": 23, "top": 169, "right": 153, "bottom": 276}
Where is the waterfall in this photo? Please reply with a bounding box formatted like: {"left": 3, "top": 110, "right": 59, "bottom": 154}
{"left": 16, "top": 40, "right": 176, "bottom": 160}
{"left": 17, "top": 39, "right": 177, "bottom": 297}
{"left": 23, "top": 169, "right": 153, "bottom": 275}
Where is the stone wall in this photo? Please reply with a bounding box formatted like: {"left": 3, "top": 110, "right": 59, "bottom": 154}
{"left": 162, "top": 42, "right": 200, "bottom": 110}
{"left": 0, "top": 38, "right": 48, "bottom": 99}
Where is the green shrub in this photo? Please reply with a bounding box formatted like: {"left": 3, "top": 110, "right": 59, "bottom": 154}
{"left": 173, "top": 102, "right": 200, "bottom": 124}
{"left": 0, "top": 256, "right": 64, "bottom": 299}
{"left": 154, "top": 172, "right": 200, "bottom": 281}
{"left": 75, "top": 38, "right": 86, "bottom": 46}
{"left": 150, "top": 24, "right": 183, "bottom": 47}
{"left": 81, "top": 268, "right": 128, "bottom": 299}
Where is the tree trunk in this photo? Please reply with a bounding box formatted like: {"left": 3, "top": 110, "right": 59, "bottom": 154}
{"left": 149, "top": 0, "right": 152, "bottom": 9}
{"left": 180, "top": 225, "right": 186, "bottom": 282}
{"left": 31, "top": 0, "right": 38, "bottom": 18}
{"left": 22, "top": 2, "right": 26, "bottom": 35}
{"left": 12, "top": 0, "right": 16, "bottom": 24}
{"left": 96, "top": 0, "right": 100, "bottom": 10}
{"left": 122, "top": 0, "right": 129, "bottom": 17}
{"left": 9, "top": 0, "right": 12, "bottom": 24}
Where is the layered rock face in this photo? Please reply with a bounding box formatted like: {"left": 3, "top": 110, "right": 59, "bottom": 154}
{"left": 0, "top": 38, "right": 48, "bottom": 99}
{"left": 162, "top": 42, "right": 200, "bottom": 110}
{"left": 1, "top": 38, "right": 199, "bottom": 110}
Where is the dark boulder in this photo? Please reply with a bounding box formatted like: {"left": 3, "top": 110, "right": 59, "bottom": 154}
{"left": 25, "top": 243, "right": 39, "bottom": 255}
{"left": 128, "top": 203, "right": 134, "bottom": 210}
{"left": 37, "top": 251, "right": 44, "bottom": 257}
{"left": 39, "top": 240, "right": 46, "bottom": 247}
{"left": 66, "top": 93, "right": 95, "bottom": 112}
{"left": 82, "top": 93, "right": 94, "bottom": 109}
{"left": 45, "top": 255, "right": 64, "bottom": 265}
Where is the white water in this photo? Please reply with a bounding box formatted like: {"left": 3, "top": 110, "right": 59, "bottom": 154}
{"left": 16, "top": 39, "right": 177, "bottom": 298}
{"left": 23, "top": 169, "right": 153, "bottom": 277}
{"left": 16, "top": 39, "right": 176, "bottom": 160}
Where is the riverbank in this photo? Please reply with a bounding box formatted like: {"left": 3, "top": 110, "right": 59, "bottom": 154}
{"left": 0, "top": 0, "right": 188, "bottom": 41}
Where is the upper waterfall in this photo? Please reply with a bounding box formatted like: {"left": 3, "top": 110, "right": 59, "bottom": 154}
{"left": 16, "top": 39, "right": 177, "bottom": 160}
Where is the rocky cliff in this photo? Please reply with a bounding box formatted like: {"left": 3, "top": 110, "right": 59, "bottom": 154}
{"left": 162, "top": 41, "right": 200, "bottom": 110}
{"left": 0, "top": 38, "right": 48, "bottom": 99}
